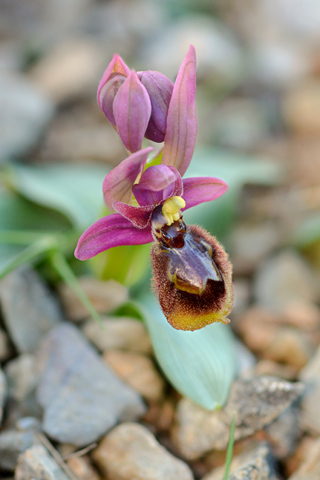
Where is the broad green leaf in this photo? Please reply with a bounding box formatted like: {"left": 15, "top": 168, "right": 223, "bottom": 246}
{"left": 90, "top": 243, "right": 151, "bottom": 287}
{"left": 184, "top": 147, "right": 284, "bottom": 241}
{"left": 140, "top": 293, "right": 236, "bottom": 410}
{"left": 6, "top": 163, "right": 108, "bottom": 230}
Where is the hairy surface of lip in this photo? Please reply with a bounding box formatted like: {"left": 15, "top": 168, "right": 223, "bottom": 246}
{"left": 151, "top": 223, "right": 233, "bottom": 331}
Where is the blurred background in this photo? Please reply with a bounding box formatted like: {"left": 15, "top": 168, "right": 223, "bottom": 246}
{"left": 1, "top": 0, "right": 320, "bottom": 477}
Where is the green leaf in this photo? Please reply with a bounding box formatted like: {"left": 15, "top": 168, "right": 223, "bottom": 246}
{"left": 50, "top": 251, "right": 103, "bottom": 328}
{"left": 224, "top": 412, "right": 236, "bottom": 480}
{"left": 91, "top": 243, "right": 151, "bottom": 287}
{"left": 5, "top": 163, "right": 108, "bottom": 230}
{"left": 139, "top": 293, "right": 236, "bottom": 410}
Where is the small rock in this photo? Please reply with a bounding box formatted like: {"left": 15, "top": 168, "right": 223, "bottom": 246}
{"left": 237, "top": 306, "right": 314, "bottom": 370}
{"left": 283, "top": 80, "right": 320, "bottom": 135}
{"left": 0, "top": 427, "right": 39, "bottom": 471}
{"left": 5, "top": 354, "right": 39, "bottom": 402}
{"left": 288, "top": 437, "right": 320, "bottom": 480}
{"left": 58, "top": 277, "right": 128, "bottom": 322}
{"left": 299, "top": 345, "right": 320, "bottom": 435}
{"left": 103, "top": 350, "right": 165, "bottom": 402}
{"left": 202, "top": 442, "right": 279, "bottom": 480}
{"left": 174, "top": 376, "right": 303, "bottom": 460}
{"left": 0, "top": 75, "right": 54, "bottom": 162}
{"left": 29, "top": 39, "right": 103, "bottom": 104}
{"left": 92, "top": 422, "right": 194, "bottom": 480}
{"left": 254, "top": 250, "right": 320, "bottom": 311}
{"left": 0, "top": 266, "right": 62, "bottom": 353}
{"left": 0, "top": 368, "right": 6, "bottom": 425}
{"left": 265, "top": 407, "right": 301, "bottom": 459}
{"left": 232, "top": 222, "right": 281, "bottom": 275}
{"left": 37, "top": 323, "right": 145, "bottom": 446}
{"left": 83, "top": 316, "right": 152, "bottom": 354}
{"left": 253, "top": 360, "right": 297, "bottom": 381}
{"left": 66, "top": 455, "right": 100, "bottom": 480}
{"left": 4, "top": 354, "right": 42, "bottom": 424}
{"left": 0, "top": 327, "right": 13, "bottom": 362}
{"left": 15, "top": 444, "right": 69, "bottom": 480}
{"left": 225, "top": 376, "right": 304, "bottom": 437}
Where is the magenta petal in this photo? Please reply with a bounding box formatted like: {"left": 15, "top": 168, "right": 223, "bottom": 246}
{"left": 113, "top": 201, "right": 154, "bottom": 229}
{"left": 113, "top": 71, "right": 152, "bottom": 153}
{"left": 97, "top": 54, "right": 130, "bottom": 109}
{"left": 75, "top": 213, "right": 153, "bottom": 260}
{"left": 182, "top": 177, "right": 228, "bottom": 210}
{"left": 138, "top": 71, "right": 174, "bottom": 143}
{"left": 103, "top": 147, "right": 153, "bottom": 211}
{"left": 99, "top": 73, "right": 126, "bottom": 126}
{"left": 132, "top": 165, "right": 182, "bottom": 206}
{"left": 162, "top": 45, "right": 197, "bottom": 176}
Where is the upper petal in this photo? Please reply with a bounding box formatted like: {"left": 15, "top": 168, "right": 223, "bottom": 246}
{"left": 182, "top": 177, "right": 228, "bottom": 210}
{"left": 97, "top": 54, "right": 130, "bottom": 109}
{"left": 75, "top": 213, "right": 153, "bottom": 260}
{"left": 103, "top": 147, "right": 153, "bottom": 212}
{"left": 162, "top": 45, "right": 197, "bottom": 176}
{"left": 138, "top": 71, "right": 174, "bottom": 143}
{"left": 132, "top": 165, "right": 182, "bottom": 207}
{"left": 113, "top": 71, "right": 152, "bottom": 153}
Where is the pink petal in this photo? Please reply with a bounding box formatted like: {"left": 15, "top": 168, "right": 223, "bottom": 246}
{"left": 182, "top": 177, "right": 228, "bottom": 210}
{"left": 138, "top": 71, "right": 174, "bottom": 143}
{"left": 162, "top": 45, "right": 197, "bottom": 176}
{"left": 99, "top": 73, "right": 126, "bottom": 126}
{"left": 113, "top": 71, "right": 152, "bottom": 153}
{"left": 132, "top": 165, "right": 182, "bottom": 206}
{"left": 103, "top": 147, "right": 153, "bottom": 212}
{"left": 75, "top": 213, "right": 153, "bottom": 260}
{"left": 97, "top": 54, "right": 130, "bottom": 109}
{"left": 113, "top": 201, "right": 154, "bottom": 229}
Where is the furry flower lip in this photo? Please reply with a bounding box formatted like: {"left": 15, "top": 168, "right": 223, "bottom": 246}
{"left": 75, "top": 45, "right": 234, "bottom": 330}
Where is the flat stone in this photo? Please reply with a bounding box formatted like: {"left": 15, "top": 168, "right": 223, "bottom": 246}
{"left": 254, "top": 250, "right": 320, "bottom": 312}
{"left": 202, "top": 443, "right": 279, "bottom": 480}
{"left": 4, "top": 354, "right": 42, "bottom": 425}
{"left": 0, "top": 75, "right": 53, "bottom": 162}
{"left": 37, "top": 323, "right": 145, "bottom": 446}
{"left": 174, "top": 376, "right": 304, "bottom": 460}
{"left": 83, "top": 316, "right": 152, "bottom": 354}
{"left": 92, "top": 422, "right": 194, "bottom": 480}
{"left": 57, "top": 277, "right": 128, "bottom": 322}
{"left": 15, "top": 445, "right": 69, "bottom": 480}
{"left": 288, "top": 437, "right": 320, "bottom": 480}
{"left": 0, "top": 428, "right": 39, "bottom": 471}
{"left": 0, "top": 266, "right": 62, "bottom": 353}
{"left": 103, "top": 350, "right": 165, "bottom": 402}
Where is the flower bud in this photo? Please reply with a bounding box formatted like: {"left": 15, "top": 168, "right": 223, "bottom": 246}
{"left": 113, "top": 71, "right": 152, "bottom": 153}
{"left": 99, "top": 73, "right": 126, "bottom": 126}
{"left": 138, "top": 71, "right": 174, "bottom": 143}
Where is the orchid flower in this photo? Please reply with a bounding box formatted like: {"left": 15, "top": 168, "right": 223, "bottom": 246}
{"left": 75, "top": 46, "right": 233, "bottom": 331}
{"left": 97, "top": 53, "right": 174, "bottom": 150}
